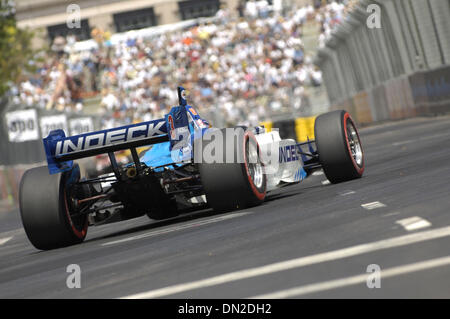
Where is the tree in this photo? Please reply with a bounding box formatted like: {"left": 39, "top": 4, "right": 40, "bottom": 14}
{"left": 0, "top": 1, "right": 37, "bottom": 98}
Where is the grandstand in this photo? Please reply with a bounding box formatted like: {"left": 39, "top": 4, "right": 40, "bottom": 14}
{"left": 1, "top": 0, "right": 349, "bottom": 210}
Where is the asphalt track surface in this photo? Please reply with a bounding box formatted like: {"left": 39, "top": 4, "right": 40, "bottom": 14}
{"left": 0, "top": 115, "right": 450, "bottom": 299}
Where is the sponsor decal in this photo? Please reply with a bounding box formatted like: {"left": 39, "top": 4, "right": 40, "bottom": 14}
{"left": 54, "top": 121, "right": 165, "bottom": 156}
{"left": 168, "top": 115, "right": 176, "bottom": 139}
{"left": 279, "top": 144, "right": 301, "bottom": 163}
{"left": 189, "top": 107, "right": 198, "bottom": 116}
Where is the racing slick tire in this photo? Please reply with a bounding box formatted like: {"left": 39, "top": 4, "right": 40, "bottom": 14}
{"left": 198, "top": 128, "right": 266, "bottom": 212}
{"left": 314, "top": 110, "right": 364, "bottom": 184}
{"left": 19, "top": 165, "right": 88, "bottom": 250}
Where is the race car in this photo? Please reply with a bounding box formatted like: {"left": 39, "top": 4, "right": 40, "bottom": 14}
{"left": 19, "top": 87, "right": 364, "bottom": 250}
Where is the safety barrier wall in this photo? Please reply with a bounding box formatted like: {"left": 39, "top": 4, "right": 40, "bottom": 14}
{"left": 0, "top": 99, "right": 101, "bottom": 210}
{"left": 410, "top": 64, "right": 450, "bottom": 114}
{"left": 315, "top": 0, "right": 450, "bottom": 125}
{"left": 0, "top": 103, "right": 101, "bottom": 166}
{"left": 261, "top": 116, "right": 317, "bottom": 143}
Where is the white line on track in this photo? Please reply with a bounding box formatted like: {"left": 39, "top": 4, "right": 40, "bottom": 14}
{"left": 339, "top": 190, "right": 355, "bottom": 196}
{"left": 312, "top": 171, "right": 324, "bottom": 176}
{"left": 250, "top": 256, "right": 450, "bottom": 298}
{"left": 0, "top": 237, "right": 12, "bottom": 246}
{"left": 361, "top": 201, "right": 386, "bottom": 210}
{"left": 392, "top": 132, "right": 450, "bottom": 146}
{"left": 102, "top": 212, "right": 250, "bottom": 246}
{"left": 321, "top": 180, "right": 330, "bottom": 185}
{"left": 120, "top": 225, "right": 450, "bottom": 299}
{"left": 396, "top": 217, "right": 431, "bottom": 231}
{"left": 382, "top": 212, "right": 401, "bottom": 218}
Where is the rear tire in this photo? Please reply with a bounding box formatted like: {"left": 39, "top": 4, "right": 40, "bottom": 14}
{"left": 314, "top": 110, "right": 364, "bottom": 183}
{"left": 198, "top": 128, "right": 266, "bottom": 212}
{"left": 19, "top": 165, "right": 88, "bottom": 250}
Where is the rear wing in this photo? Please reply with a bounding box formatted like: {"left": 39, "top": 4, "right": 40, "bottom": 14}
{"left": 43, "top": 119, "right": 168, "bottom": 174}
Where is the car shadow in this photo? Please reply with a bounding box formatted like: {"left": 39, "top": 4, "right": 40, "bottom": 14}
{"left": 82, "top": 181, "right": 322, "bottom": 245}
{"left": 264, "top": 191, "right": 303, "bottom": 203}
{"left": 83, "top": 206, "right": 230, "bottom": 243}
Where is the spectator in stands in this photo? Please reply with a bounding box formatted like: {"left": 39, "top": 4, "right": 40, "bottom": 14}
{"left": 10, "top": 1, "right": 354, "bottom": 127}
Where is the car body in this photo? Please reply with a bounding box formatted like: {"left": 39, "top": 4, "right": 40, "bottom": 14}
{"left": 19, "top": 87, "right": 364, "bottom": 250}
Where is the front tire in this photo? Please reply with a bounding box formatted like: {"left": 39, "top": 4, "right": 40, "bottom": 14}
{"left": 19, "top": 165, "right": 88, "bottom": 250}
{"left": 314, "top": 110, "right": 364, "bottom": 183}
{"left": 198, "top": 128, "right": 266, "bottom": 212}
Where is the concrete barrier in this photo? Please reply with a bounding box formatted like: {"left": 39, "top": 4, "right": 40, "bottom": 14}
{"left": 262, "top": 116, "right": 317, "bottom": 143}
{"left": 352, "top": 91, "right": 373, "bottom": 125}
{"left": 315, "top": 0, "right": 450, "bottom": 125}
{"left": 409, "top": 71, "right": 430, "bottom": 115}
{"left": 369, "top": 85, "right": 390, "bottom": 122}
{"left": 384, "top": 77, "right": 415, "bottom": 120}
{"left": 423, "top": 65, "right": 450, "bottom": 114}
{"left": 400, "top": 76, "right": 416, "bottom": 119}
{"left": 295, "top": 117, "right": 316, "bottom": 142}
{"left": 327, "top": 65, "right": 450, "bottom": 127}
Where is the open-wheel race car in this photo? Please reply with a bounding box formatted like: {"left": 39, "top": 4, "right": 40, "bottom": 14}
{"left": 19, "top": 87, "right": 364, "bottom": 250}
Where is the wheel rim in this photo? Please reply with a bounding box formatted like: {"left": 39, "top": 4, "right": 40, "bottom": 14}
{"left": 346, "top": 121, "right": 363, "bottom": 167}
{"left": 246, "top": 141, "right": 264, "bottom": 189}
{"left": 64, "top": 184, "right": 88, "bottom": 238}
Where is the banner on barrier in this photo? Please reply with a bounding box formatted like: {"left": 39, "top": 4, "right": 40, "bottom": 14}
{"left": 424, "top": 65, "right": 450, "bottom": 104}
{"left": 5, "top": 109, "right": 39, "bottom": 142}
{"left": 40, "top": 115, "right": 68, "bottom": 138}
{"left": 69, "top": 117, "right": 94, "bottom": 135}
{"left": 409, "top": 71, "right": 428, "bottom": 109}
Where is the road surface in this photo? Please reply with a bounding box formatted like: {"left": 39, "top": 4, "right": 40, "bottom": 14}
{"left": 0, "top": 115, "right": 450, "bottom": 298}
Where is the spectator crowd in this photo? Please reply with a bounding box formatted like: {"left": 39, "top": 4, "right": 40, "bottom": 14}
{"left": 316, "top": 0, "right": 358, "bottom": 48}
{"left": 9, "top": 0, "right": 353, "bottom": 128}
